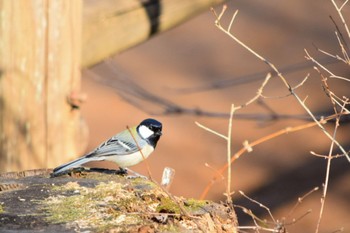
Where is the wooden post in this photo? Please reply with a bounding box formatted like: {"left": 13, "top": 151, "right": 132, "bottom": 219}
{"left": 0, "top": 1, "right": 87, "bottom": 172}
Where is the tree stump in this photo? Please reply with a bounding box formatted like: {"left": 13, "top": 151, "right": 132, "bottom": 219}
{"left": 0, "top": 169, "right": 238, "bottom": 232}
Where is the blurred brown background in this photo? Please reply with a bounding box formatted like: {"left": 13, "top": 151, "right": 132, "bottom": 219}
{"left": 71, "top": 0, "right": 350, "bottom": 232}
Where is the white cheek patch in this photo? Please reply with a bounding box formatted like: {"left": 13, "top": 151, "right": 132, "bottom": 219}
{"left": 139, "top": 125, "right": 154, "bottom": 139}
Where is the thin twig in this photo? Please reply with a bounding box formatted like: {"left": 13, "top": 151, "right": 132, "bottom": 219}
{"left": 226, "top": 104, "right": 235, "bottom": 204}
{"left": 205, "top": 163, "right": 225, "bottom": 181}
{"left": 239, "top": 190, "right": 275, "bottom": 223}
{"left": 306, "top": 49, "right": 349, "bottom": 81}
{"left": 340, "top": 0, "right": 350, "bottom": 10}
{"left": 234, "top": 204, "right": 268, "bottom": 229}
{"left": 286, "top": 187, "right": 319, "bottom": 220}
{"left": 315, "top": 83, "right": 347, "bottom": 233}
{"left": 312, "top": 66, "right": 350, "bottom": 114}
{"left": 195, "top": 122, "right": 227, "bottom": 140}
{"left": 127, "top": 126, "right": 153, "bottom": 179}
{"left": 196, "top": 104, "right": 237, "bottom": 204}
{"left": 234, "top": 73, "right": 271, "bottom": 110}
{"left": 335, "top": 31, "right": 350, "bottom": 63}
{"left": 310, "top": 151, "right": 346, "bottom": 159}
{"left": 332, "top": 0, "right": 350, "bottom": 40}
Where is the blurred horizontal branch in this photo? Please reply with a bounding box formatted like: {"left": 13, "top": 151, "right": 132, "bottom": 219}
{"left": 82, "top": 0, "right": 227, "bottom": 67}
{"left": 172, "top": 56, "right": 339, "bottom": 94}
{"left": 86, "top": 60, "right": 350, "bottom": 124}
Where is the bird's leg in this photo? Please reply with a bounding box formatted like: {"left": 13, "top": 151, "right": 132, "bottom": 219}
{"left": 118, "top": 167, "right": 128, "bottom": 175}
{"left": 123, "top": 168, "right": 148, "bottom": 179}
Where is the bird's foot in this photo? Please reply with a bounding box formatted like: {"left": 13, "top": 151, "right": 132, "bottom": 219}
{"left": 121, "top": 168, "right": 148, "bottom": 179}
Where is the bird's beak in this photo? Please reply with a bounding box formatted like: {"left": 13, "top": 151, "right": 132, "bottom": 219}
{"left": 156, "top": 131, "right": 162, "bottom": 136}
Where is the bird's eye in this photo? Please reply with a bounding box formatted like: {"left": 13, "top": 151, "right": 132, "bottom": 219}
{"left": 149, "top": 125, "right": 161, "bottom": 132}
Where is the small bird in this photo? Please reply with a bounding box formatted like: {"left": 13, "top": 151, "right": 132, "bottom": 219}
{"left": 52, "top": 118, "right": 162, "bottom": 176}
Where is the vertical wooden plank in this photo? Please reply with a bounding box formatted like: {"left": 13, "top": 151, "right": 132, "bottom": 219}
{"left": 45, "top": 0, "right": 86, "bottom": 168}
{"left": 0, "top": 0, "right": 86, "bottom": 172}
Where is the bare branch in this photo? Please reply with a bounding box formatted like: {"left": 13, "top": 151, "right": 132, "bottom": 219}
{"left": 212, "top": 6, "right": 349, "bottom": 162}
{"left": 195, "top": 121, "right": 227, "bottom": 140}
{"left": 239, "top": 190, "right": 276, "bottom": 223}
{"left": 331, "top": 0, "right": 350, "bottom": 40}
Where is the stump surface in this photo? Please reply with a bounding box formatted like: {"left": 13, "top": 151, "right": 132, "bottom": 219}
{"left": 0, "top": 169, "right": 237, "bottom": 232}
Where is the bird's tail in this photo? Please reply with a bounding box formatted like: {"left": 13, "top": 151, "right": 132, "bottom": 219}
{"left": 52, "top": 156, "right": 92, "bottom": 175}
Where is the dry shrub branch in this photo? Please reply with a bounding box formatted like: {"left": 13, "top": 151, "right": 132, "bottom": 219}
{"left": 197, "top": 2, "right": 350, "bottom": 232}
{"left": 211, "top": 5, "right": 349, "bottom": 163}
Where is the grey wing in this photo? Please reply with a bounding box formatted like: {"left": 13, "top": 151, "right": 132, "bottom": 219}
{"left": 86, "top": 131, "right": 141, "bottom": 158}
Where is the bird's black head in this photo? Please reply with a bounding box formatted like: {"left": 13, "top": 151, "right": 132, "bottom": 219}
{"left": 137, "top": 118, "right": 162, "bottom": 147}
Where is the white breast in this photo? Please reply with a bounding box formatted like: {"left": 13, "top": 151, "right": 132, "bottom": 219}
{"left": 105, "top": 144, "right": 154, "bottom": 168}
